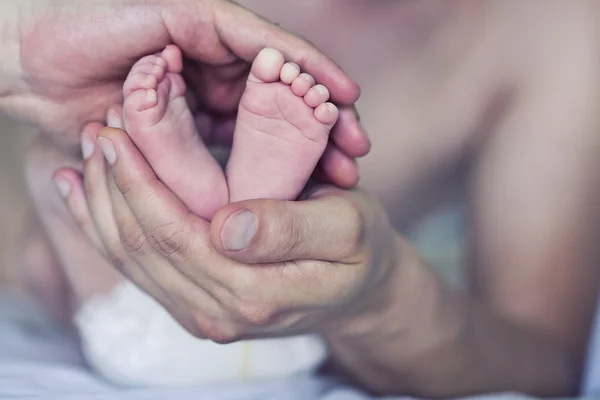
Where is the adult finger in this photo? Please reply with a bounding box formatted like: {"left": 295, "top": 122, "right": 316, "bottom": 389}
{"left": 319, "top": 143, "right": 360, "bottom": 189}
{"left": 53, "top": 167, "right": 105, "bottom": 252}
{"left": 78, "top": 129, "right": 213, "bottom": 327}
{"left": 104, "top": 172, "right": 234, "bottom": 342}
{"left": 79, "top": 126, "right": 165, "bottom": 293}
{"left": 331, "top": 106, "right": 371, "bottom": 158}
{"left": 210, "top": 186, "right": 369, "bottom": 264}
{"left": 92, "top": 128, "right": 247, "bottom": 340}
{"left": 24, "top": 134, "right": 122, "bottom": 305}
{"left": 208, "top": 1, "right": 360, "bottom": 104}
{"left": 94, "top": 128, "right": 211, "bottom": 262}
{"left": 80, "top": 129, "right": 132, "bottom": 268}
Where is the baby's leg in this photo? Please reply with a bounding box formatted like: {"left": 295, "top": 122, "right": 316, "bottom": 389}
{"left": 227, "top": 48, "right": 339, "bottom": 202}
{"left": 122, "top": 45, "right": 228, "bottom": 220}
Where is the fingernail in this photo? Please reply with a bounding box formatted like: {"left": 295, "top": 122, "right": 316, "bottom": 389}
{"left": 54, "top": 178, "right": 71, "bottom": 198}
{"left": 221, "top": 210, "right": 258, "bottom": 251}
{"left": 81, "top": 134, "right": 94, "bottom": 160}
{"left": 106, "top": 109, "right": 122, "bottom": 129}
{"left": 98, "top": 137, "right": 117, "bottom": 165}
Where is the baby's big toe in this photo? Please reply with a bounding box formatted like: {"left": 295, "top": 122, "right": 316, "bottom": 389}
{"left": 249, "top": 48, "right": 286, "bottom": 83}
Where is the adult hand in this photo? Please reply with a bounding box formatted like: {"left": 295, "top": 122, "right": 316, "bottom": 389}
{"left": 1, "top": 0, "right": 369, "bottom": 186}
{"left": 53, "top": 125, "right": 399, "bottom": 343}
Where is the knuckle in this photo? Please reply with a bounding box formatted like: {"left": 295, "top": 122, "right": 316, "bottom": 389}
{"left": 235, "top": 300, "right": 275, "bottom": 327}
{"left": 343, "top": 198, "right": 367, "bottom": 250}
{"left": 196, "top": 316, "right": 240, "bottom": 344}
{"left": 270, "top": 211, "right": 302, "bottom": 259}
{"left": 121, "top": 226, "right": 147, "bottom": 254}
{"left": 103, "top": 246, "right": 129, "bottom": 272}
{"left": 146, "top": 220, "right": 188, "bottom": 257}
{"left": 115, "top": 177, "right": 135, "bottom": 198}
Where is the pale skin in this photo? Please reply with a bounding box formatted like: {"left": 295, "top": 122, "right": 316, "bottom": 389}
{"left": 118, "top": 45, "right": 339, "bottom": 220}
{"left": 53, "top": 43, "right": 342, "bottom": 312}
{"left": 4, "top": 0, "right": 600, "bottom": 398}
{"left": 0, "top": 0, "right": 368, "bottom": 305}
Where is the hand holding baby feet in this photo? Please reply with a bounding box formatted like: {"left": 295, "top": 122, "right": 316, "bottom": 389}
{"left": 227, "top": 48, "right": 340, "bottom": 202}
{"left": 121, "top": 45, "right": 228, "bottom": 220}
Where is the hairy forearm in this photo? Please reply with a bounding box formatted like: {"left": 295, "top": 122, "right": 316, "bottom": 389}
{"left": 325, "top": 238, "right": 579, "bottom": 398}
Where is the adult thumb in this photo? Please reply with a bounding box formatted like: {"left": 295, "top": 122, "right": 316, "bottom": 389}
{"left": 210, "top": 187, "right": 366, "bottom": 264}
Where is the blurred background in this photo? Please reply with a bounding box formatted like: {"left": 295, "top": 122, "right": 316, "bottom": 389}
{"left": 0, "top": 115, "right": 36, "bottom": 288}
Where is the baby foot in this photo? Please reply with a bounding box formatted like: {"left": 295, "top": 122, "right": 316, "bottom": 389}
{"left": 122, "top": 45, "right": 228, "bottom": 220}
{"left": 227, "top": 48, "right": 339, "bottom": 202}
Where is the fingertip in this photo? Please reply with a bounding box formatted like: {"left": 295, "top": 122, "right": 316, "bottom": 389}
{"left": 106, "top": 106, "right": 123, "bottom": 129}
{"left": 83, "top": 122, "right": 105, "bottom": 137}
{"left": 53, "top": 175, "right": 72, "bottom": 199}
{"left": 320, "top": 146, "right": 360, "bottom": 189}
{"left": 54, "top": 168, "right": 105, "bottom": 249}
{"left": 96, "top": 128, "right": 136, "bottom": 168}
{"left": 331, "top": 107, "right": 371, "bottom": 158}
{"left": 97, "top": 126, "right": 129, "bottom": 142}
{"left": 53, "top": 168, "right": 85, "bottom": 217}
{"left": 53, "top": 168, "right": 83, "bottom": 196}
{"left": 209, "top": 202, "right": 250, "bottom": 252}
{"left": 337, "top": 79, "right": 361, "bottom": 104}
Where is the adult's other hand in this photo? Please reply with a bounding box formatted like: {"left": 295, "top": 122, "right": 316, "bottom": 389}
{"left": 1, "top": 0, "right": 368, "bottom": 185}
{"left": 54, "top": 126, "right": 399, "bottom": 343}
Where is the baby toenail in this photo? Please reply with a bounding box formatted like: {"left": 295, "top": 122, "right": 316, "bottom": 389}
{"left": 316, "top": 85, "right": 327, "bottom": 95}
{"left": 98, "top": 137, "right": 117, "bottom": 165}
{"left": 81, "top": 134, "right": 94, "bottom": 160}
{"left": 221, "top": 210, "right": 258, "bottom": 251}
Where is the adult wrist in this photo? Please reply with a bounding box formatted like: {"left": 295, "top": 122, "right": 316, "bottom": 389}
{"left": 322, "top": 236, "right": 464, "bottom": 394}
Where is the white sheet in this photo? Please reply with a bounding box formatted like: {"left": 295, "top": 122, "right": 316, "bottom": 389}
{"left": 0, "top": 291, "right": 584, "bottom": 400}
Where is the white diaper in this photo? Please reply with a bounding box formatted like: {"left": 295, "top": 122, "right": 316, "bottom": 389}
{"left": 74, "top": 281, "right": 328, "bottom": 387}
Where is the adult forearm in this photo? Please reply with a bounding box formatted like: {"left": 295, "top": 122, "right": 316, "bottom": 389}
{"left": 324, "top": 238, "right": 579, "bottom": 398}
{"left": 0, "top": 1, "right": 24, "bottom": 106}
{"left": 0, "top": 0, "right": 20, "bottom": 100}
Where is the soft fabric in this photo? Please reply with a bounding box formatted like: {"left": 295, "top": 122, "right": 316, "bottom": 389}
{"left": 74, "top": 281, "right": 326, "bottom": 387}
{"left": 0, "top": 290, "right": 589, "bottom": 399}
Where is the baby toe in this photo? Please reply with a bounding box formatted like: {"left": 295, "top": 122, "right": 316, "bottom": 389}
{"left": 249, "top": 48, "right": 286, "bottom": 83}
{"left": 123, "top": 73, "right": 159, "bottom": 97}
{"left": 304, "top": 84, "right": 330, "bottom": 108}
{"left": 314, "top": 102, "right": 339, "bottom": 126}
{"left": 132, "top": 55, "right": 164, "bottom": 69}
{"left": 291, "top": 73, "right": 316, "bottom": 97}
{"left": 128, "top": 89, "right": 158, "bottom": 112}
{"left": 280, "top": 62, "right": 300, "bottom": 84}
{"left": 128, "top": 61, "right": 166, "bottom": 81}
